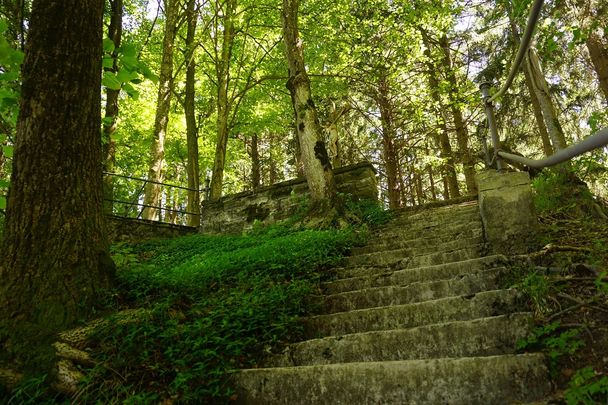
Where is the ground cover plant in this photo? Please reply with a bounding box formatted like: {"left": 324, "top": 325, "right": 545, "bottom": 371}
{"left": 510, "top": 167, "right": 608, "bottom": 404}
{"left": 2, "top": 200, "right": 390, "bottom": 404}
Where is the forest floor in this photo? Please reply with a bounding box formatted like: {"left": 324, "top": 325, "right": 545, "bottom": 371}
{"left": 511, "top": 171, "right": 608, "bottom": 403}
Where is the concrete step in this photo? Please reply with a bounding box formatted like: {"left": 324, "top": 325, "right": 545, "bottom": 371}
{"left": 264, "top": 312, "right": 533, "bottom": 367}
{"left": 389, "top": 208, "right": 480, "bottom": 230}
{"left": 343, "top": 244, "right": 484, "bottom": 268}
{"left": 390, "top": 201, "right": 479, "bottom": 224}
{"left": 304, "top": 289, "right": 522, "bottom": 338}
{"left": 376, "top": 218, "right": 482, "bottom": 241}
{"left": 319, "top": 267, "right": 508, "bottom": 314}
{"left": 326, "top": 255, "right": 507, "bottom": 293}
{"left": 234, "top": 353, "right": 551, "bottom": 404}
{"left": 352, "top": 228, "right": 484, "bottom": 255}
{"left": 347, "top": 235, "right": 485, "bottom": 267}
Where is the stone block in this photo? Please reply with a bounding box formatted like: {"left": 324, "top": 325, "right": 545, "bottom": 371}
{"left": 476, "top": 170, "right": 537, "bottom": 255}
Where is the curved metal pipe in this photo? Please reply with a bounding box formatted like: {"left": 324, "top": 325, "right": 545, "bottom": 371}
{"left": 490, "top": 0, "right": 545, "bottom": 103}
{"left": 498, "top": 128, "right": 608, "bottom": 169}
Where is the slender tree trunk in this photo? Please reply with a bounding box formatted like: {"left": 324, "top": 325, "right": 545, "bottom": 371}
{"left": 376, "top": 73, "right": 401, "bottom": 209}
{"left": 184, "top": 0, "right": 200, "bottom": 227}
{"left": 282, "top": 0, "right": 335, "bottom": 202}
{"left": 586, "top": 32, "right": 608, "bottom": 104}
{"left": 425, "top": 143, "right": 437, "bottom": 201}
{"left": 508, "top": 19, "right": 553, "bottom": 156}
{"left": 0, "top": 0, "right": 114, "bottom": 364}
{"left": 422, "top": 34, "right": 459, "bottom": 199}
{"left": 438, "top": 36, "right": 476, "bottom": 194}
{"left": 142, "top": 0, "right": 179, "bottom": 219}
{"left": 525, "top": 46, "right": 567, "bottom": 150}
{"left": 269, "top": 134, "right": 279, "bottom": 184}
{"left": 250, "top": 133, "right": 261, "bottom": 189}
{"left": 102, "top": 0, "right": 123, "bottom": 215}
{"left": 209, "top": 0, "right": 236, "bottom": 201}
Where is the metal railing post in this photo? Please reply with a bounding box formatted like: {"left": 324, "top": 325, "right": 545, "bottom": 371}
{"left": 480, "top": 82, "right": 503, "bottom": 171}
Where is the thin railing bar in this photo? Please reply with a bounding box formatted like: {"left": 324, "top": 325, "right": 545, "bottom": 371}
{"left": 489, "top": 0, "right": 545, "bottom": 103}
{"left": 104, "top": 198, "right": 200, "bottom": 216}
{"left": 103, "top": 171, "right": 197, "bottom": 192}
{"left": 498, "top": 128, "right": 608, "bottom": 169}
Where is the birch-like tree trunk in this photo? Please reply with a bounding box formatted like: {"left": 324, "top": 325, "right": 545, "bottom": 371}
{"left": 184, "top": 0, "right": 200, "bottom": 227}
{"left": 525, "top": 46, "right": 568, "bottom": 151}
{"left": 142, "top": 0, "right": 179, "bottom": 219}
{"left": 209, "top": 0, "right": 236, "bottom": 201}
{"left": 282, "top": 0, "right": 335, "bottom": 202}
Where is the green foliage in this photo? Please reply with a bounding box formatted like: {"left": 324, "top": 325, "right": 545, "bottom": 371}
{"left": 517, "top": 322, "right": 585, "bottom": 376}
{"left": 2, "top": 374, "right": 63, "bottom": 405}
{"left": 344, "top": 198, "right": 392, "bottom": 227}
{"left": 514, "top": 270, "right": 551, "bottom": 315}
{"left": 80, "top": 224, "right": 357, "bottom": 402}
{"left": 565, "top": 366, "right": 608, "bottom": 404}
{"left": 532, "top": 168, "right": 598, "bottom": 218}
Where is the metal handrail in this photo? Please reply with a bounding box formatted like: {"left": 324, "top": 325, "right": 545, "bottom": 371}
{"left": 480, "top": 0, "right": 608, "bottom": 170}
{"left": 489, "top": 0, "right": 545, "bottom": 103}
{"left": 498, "top": 128, "right": 608, "bottom": 169}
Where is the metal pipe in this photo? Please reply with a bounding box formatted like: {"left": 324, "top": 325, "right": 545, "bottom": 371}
{"left": 490, "top": 0, "right": 545, "bottom": 103}
{"left": 103, "top": 171, "right": 198, "bottom": 192}
{"left": 498, "top": 127, "right": 608, "bottom": 169}
{"left": 480, "top": 82, "right": 503, "bottom": 171}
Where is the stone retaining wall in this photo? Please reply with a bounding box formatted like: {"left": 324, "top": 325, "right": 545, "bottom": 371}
{"left": 106, "top": 216, "right": 197, "bottom": 243}
{"left": 200, "top": 162, "right": 377, "bottom": 234}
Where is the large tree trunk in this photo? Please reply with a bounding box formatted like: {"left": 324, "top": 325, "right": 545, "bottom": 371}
{"left": 586, "top": 32, "right": 608, "bottom": 104}
{"left": 102, "top": 0, "right": 123, "bottom": 215}
{"left": 438, "top": 36, "right": 477, "bottom": 195}
{"left": 209, "top": 0, "right": 236, "bottom": 201}
{"left": 142, "top": 0, "right": 179, "bottom": 219}
{"left": 282, "top": 0, "right": 335, "bottom": 202}
{"left": 525, "top": 46, "right": 568, "bottom": 151}
{"left": 0, "top": 0, "right": 114, "bottom": 366}
{"left": 184, "top": 0, "right": 200, "bottom": 227}
{"left": 376, "top": 73, "right": 401, "bottom": 209}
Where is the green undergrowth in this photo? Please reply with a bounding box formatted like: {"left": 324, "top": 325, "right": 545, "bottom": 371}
{"left": 510, "top": 167, "right": 608, "bottom": 404}
{"left": 3, "top": 199, "right": 388, "bottom": 404}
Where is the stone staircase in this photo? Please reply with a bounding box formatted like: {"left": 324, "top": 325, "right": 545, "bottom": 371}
{"left": 234, "top": 200, "right": 551, "bottom": 404}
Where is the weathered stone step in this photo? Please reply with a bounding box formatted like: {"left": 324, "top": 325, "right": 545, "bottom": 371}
{"left": 304, "top": 289, "right": 521, "bottom": 338}
{"left": 319, "top": 267, "right": 507, "bottom": 314}
{"left": 264, "top": 313, "right": 533, "bottom": 367}
{"left": 376, "top": 219, "right": 482, "bottom": 242}
{"left": 344, "top": 238, "right": 485, "bottom": 267}
{"left": 390, "top": 205, "right": 480, "bottom": 228}
{"left": 352, "top": 228, "right": 484, "bottom": 255}
{"left": 235, "top": 353, "right": 550, "bottom": 404}
{"left": 326, "top": 255, "right": 507, "bottom": 294}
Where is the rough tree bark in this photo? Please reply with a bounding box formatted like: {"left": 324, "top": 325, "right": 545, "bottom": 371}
{"left": 142, "top": 0, "right": 179, "bottom": 219}
{"left": 0, "top": 0, "right": 114, "bottom": 367}
{"left": 209, "top": 0, "right": 236, "bottom": 201}
{"left": 184, "top": 0, "right": 200, "bottom": 227}
{"left": 376, "top": 72, "right": 401, "bottom": 209}
{"left": 102, "top": 0, "right": 123, "bottom": 215}
{"left": 282, "top": 0, "right": 335, "bottom": 202}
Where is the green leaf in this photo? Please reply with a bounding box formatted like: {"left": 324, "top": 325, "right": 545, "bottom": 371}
{"left": 116, "top": 67, "right": 139, "bottom": 83}
{"left": 102, "top": 56, "right": 115, "bottom": 69}
{"left": 102, "top": 116, "right": 115, "bottom": 127}
{"left": 0, "top": 196, "right": 6, "bottom": 210}
{"left": 139, "top": 64, "right": 159, "bottom": 84}
{"left": 103, "top": 37, "right": 115, "bottom": 53}
{"left": 123, "top": 83, "right": 140, "bottom": 100}
{"left": 0, "top": 179, "right": 8, "bottom": 188}
{"left": 102, "top": 71, "right": 121, "bottom": 90}
{"left": 2, "top": 145, "right": 13, "bottom": 158}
